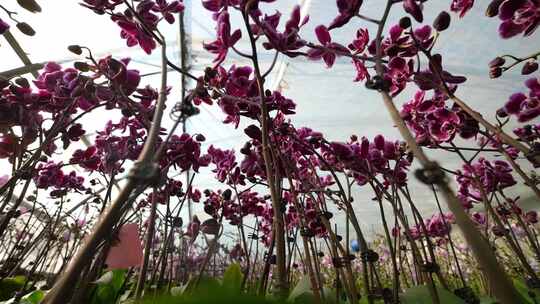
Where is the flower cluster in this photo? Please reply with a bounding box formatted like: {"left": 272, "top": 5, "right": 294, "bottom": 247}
{"left": 323, "top": 134, "right": 410, "bottom": 187}
{"left": 486, "top": 0, "right": 540, "bottom": 38}
{"left": 207, "top": 145, "right": 245, "bottom": 185}
{"left": 203, "top": 11, "right": 241, "bottom": 65}
{"left": 165, "top": 133, "right": 209, "bottom": 172}
{"left": 34, "top": 161, "right": 86, "bottom": 197}
{"left": 96, "top": 57, "right": 142, "bottom": 97}
{"left": 239, "top": 140, "right": 266, "bottom": 179}
{"left": 426, "top": 213, "right": 455, "bottom": 238}
{"left": 82, "top": 0, "right": 184, "bottom": 54}
{"left": 374, "top": 25, "right": 465, "bottom": 96}
{"left": 202, "top": 189, "right": 267, "bottom": 227}
{"left": 72, "top": 114, "right": 205, "bottom": 176}
{"left": 0, "top": 62, "right": 88, "bottom": 158}
{"left": 498, "top": 77, "right": 540, "bottom": 123}
{"left": 286, "top": 195, "right": 327, "bottom": 237}
{"left": 194, "top": 65, "right": 296, "bottom": 127}
{"left": 238, "top": 190, "right": 268, "bottom": 219}
{"left": 33, "top": 62, "right": 89, "bottom": 123}
{"left": 456, "top": 158, "right": 516, "bottom": 208}
{"left": 401, "top": 90, "right": 479, "bottom": 145}
{"left": 70, "top": 146, "right": 101, "bottom": 171}
{"left": 349, "top": 28, "right": 370, "bottom": 82}
{"left": 405, "top": 213, "right": 455, "bottom": 240}
{"left": 34, "top": 58, "right": 151, "bottom": 119}
{"left": 513, "top": 123, "right": 540, "bottom": 147}
{"left": 72, "top": 117, "right": 146, "bottom": 174}
{"left": 258, "top": 5, "right": 309, "bottom": 57}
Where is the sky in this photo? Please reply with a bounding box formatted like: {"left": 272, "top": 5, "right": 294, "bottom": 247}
{"left": 1, "top": 0, "right": 539, "bottom": 238}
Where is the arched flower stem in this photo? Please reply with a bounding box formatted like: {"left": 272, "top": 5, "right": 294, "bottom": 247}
{"left": 280, "top": 156, "right": 322, "bottom": 304}
{"left": 135, "top": 186, "right": 159, "bottom": 299}
{"left": 241, "top": 7, "right": 288, "bottom": 297}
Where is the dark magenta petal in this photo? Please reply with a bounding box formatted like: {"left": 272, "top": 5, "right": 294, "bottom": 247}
{"left": 360, "top": 137, "right": 369, "bottom": 158}
{"left": 123, "top": 70, "right": 141, "bottom": 95}
{"left": 499, "top": 20, "right": 524, "bottom": 38}
{"left": 306, "top": 48, "right": 323, "bottom": 60}
{"left": 285, "top": 5, "right": 301, "bottom": 33}
{"left": 434, "top": 108, "right": 460, "bottom": 124}
{"left": 330, "top": 142, "right": 353, "bottom": 160}
{"left": 244, "top": 125, "right": 262, "bottom": 141}
{"left": 504, "top": 92, "right": 527, "bottom": 114}
{"left": 442, "top": 71, "right": 467, "bottom": 84}
{"left": 518, "top": 106, "right": 540, "bottom": 122}
{"left": 429, "top": 121, "right": 452, "bottom": 142}
{"left": 264, "top": 11, "right": 282, "bottom": 30}
{"left": 374, "top": 134, "right": 385, "bottom": 150}
{"left": 322, "top": 53, "right": 336, "bottom": 68}
{"left": 336, "top": 0, "right": 349, "bottom": 12}
{"left": 414, "top": 25, "right": 432, "bottom": 40}
{"left": 202, "top": 0, "right": 222, "bottom": 12}
{"left": 525, "top": 77, "right": 540, "bottom": 96}
{"left": 403, "top": 0, "right": 423, "bottom": 22}
{"left": 417, "top": 99, "right": 434, "bottom": 112}
{"left": 0, "top": 18, "right": 9, "bottom": 34}
{"left": 116, "top": 19, "right": 138, "bottom": 33}
{"left": 352, "top": 59, "right": 369, "bottom": 82}
{"left": 44, "top": 62, "right": 62, "bottom": 73}
{"left": 498, "top": 0, "right": 525, "bottom": 20}
{"left": 389, "top": 56, "right": 406, "bottom": 70}
{"left": 413, "top": 71, "right": 437, "bottom": 90}
{"left": 383, "top": 141, "right": 396, "bottom": 159}
{"left": 389, "top": 24, "right": 403, "bottom": 41}
{"left": 230, "top": 29, "right": 242, "bottom": 45}
{"left": 526, "top": 211, "right": 539, "bottom": 224}
{"left": 315, "top": 25, "right": 331, "bottom": 44}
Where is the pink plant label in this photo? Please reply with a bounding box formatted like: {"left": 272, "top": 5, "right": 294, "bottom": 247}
{"left": 106, "top": 223, "right": 144, "bottom": 269}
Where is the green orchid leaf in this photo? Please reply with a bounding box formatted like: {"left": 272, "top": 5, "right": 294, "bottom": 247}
{"left": 222, "top": 263, "right": 243, "bottom": 292}
{"left": 20, "top": 290, "right": 45, "bottom": 304}
{"left": 400, "top": 285, "right": 465, "bottom": 304}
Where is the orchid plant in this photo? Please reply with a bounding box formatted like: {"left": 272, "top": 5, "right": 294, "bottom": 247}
{"left": 0, "top": 0, "right": 539, "bottom": 303}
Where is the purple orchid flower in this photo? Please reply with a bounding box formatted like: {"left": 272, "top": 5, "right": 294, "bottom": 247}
{"left": 307, "top": 25, "right": 350, "bottom": 68}
{"left": 203, "top": 11, "right": 242, "bottom": 65}
{"left": 499, "top": 77, "right": 540, "bottom": 122}
{"left": 497, "top": 0, "right": 540, "bottom": 38}
{"left": 328, "top": 0, "right": 363, "bottom": 30}
{"left": 450, "top": 0, "right": 475, "bottom": 17}
{"left": 152, "top": 0, "right": 184, "bottom": 24}
{"left": 260, "top": 5, "right": 309, "bottom": 57}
